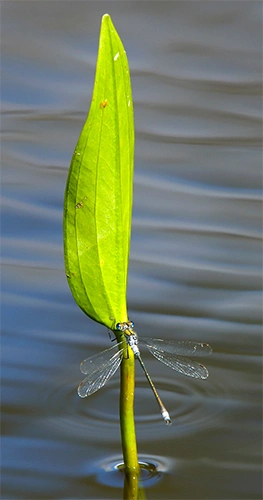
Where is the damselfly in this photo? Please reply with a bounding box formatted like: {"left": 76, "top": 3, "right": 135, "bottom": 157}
{"left": 78, "top": 322, "right": 212, "bottom": 425}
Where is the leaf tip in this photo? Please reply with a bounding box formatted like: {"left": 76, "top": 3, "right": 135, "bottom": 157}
{"left": 102, "top": 13, "right": 111, "bottom": 23}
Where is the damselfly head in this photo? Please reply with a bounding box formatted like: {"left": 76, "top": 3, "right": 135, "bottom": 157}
{"left": 116, "top": 321, "right": 135, "bottom": 331}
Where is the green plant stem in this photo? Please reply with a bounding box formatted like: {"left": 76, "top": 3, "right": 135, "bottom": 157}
{"left": 120, "top": 346, "right": 138, "bottom": 471}
{"left": 119, "top": 341, "right": 140, "bottom": 499}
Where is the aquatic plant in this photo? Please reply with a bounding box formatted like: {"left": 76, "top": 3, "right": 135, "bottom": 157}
{"left": 63, "top": 13, "right": 140, "bottom": 498}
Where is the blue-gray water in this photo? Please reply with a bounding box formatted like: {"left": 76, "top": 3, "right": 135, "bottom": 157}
{"left": 1, "top": 2, "right": 262, "bottom": 499}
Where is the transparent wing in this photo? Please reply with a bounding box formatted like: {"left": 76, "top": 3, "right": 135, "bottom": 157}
{"left": 140, "top": 338, "right": 212, "bottom": 357}
{"left": 77, "top": 347, "right": 123, "bottom": 398}
{"left": 145, "top": 348, "right": 209, "bottom": 379}
{"left": 80, "top": 343, "right": 122, "bottom": 374}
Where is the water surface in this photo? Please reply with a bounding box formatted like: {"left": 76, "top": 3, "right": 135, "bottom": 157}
{"left": 2, "top": 1, "right": 262, "bottom": 499}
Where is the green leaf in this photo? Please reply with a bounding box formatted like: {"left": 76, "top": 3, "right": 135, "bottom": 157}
{"left": 64, "top": 14, "right": 134, "bottom": 330}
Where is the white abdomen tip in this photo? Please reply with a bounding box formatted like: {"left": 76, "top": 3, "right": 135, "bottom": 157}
{"left": 162, "top": 410, "right": 172, "bottom": 425}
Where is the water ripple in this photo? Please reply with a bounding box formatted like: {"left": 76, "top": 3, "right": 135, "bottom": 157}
{"left": 82, "top": 454, "right": 175, "bottom": 489}
{"left": 42, "top": 369, "right": 227, "bottom": 443}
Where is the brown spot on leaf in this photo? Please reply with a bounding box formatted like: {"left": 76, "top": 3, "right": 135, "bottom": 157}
{"left": 100, "top": 99, "right": 108, "bottom": 109}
